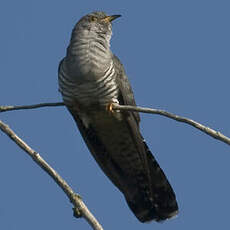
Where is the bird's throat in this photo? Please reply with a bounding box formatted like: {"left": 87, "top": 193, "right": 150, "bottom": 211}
{"left": 67, "top": 30, "right": 112, "bottom": 80}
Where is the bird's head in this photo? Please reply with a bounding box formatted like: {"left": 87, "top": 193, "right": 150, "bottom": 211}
{"left": 74, "top": 11, "right": 121, "bottom": 36}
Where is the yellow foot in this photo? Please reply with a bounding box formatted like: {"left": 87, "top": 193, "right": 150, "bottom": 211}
{"left": 106, "top": 99, "right": 119, "bottom": 113}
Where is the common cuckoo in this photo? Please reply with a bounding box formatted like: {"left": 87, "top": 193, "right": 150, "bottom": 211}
{"left": 58, "top": 11, "right": 178, "bottom": 222}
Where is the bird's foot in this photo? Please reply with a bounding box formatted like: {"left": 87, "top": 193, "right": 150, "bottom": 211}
{"left": 106, "top": 99, "right": 119, "bottom": 113}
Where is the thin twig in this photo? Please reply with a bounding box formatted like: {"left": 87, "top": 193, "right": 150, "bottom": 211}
{"left": 112, "top": 104, "right": 230, "bottom": 146}
{"left": 0, "top": 120, "right": 104, "bottom": 230}
{"left": 0, "top": 102, "right": 64, "bottom": 112}
{"left": 1, "top": 102, "right": 229, "bottom": 146}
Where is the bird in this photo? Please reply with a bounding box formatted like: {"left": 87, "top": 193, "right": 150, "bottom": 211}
{"left": 58, "top": 11, "right": 178, "bottom": 222}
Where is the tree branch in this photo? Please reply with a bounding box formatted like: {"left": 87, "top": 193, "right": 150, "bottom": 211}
{"left": 0, "top": 102, "right": 64, "bottom": 112}
{"left": 0, "top": 120, "right": 104, "bottom": 230}
{"left": 111, "top": 104, "right": 230, "bottom": 146}
{"left": 1, "top": 101, "right": 229, "bottom": 146}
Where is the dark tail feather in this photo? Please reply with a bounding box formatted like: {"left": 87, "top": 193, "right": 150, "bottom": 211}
{"left": 126, "top": 141, "right": 178, "bottom": 222}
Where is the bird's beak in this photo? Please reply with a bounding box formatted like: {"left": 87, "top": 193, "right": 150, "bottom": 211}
{"left": 103, "top": 15, "right": 121, "bottom": 23}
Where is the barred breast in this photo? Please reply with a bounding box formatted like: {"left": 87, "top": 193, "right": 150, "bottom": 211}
{"left": 58, "top": 28, "right": 119, "bottom": 107}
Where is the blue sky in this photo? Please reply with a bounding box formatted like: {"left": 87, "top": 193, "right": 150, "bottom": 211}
{"left": 1, "top": 0, "right": 230, "bottom": 229}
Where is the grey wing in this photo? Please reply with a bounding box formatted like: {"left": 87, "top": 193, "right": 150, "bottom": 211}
{"left": 112, "top": 54, "right": 140, "bottom": 124}
{"left": 112, "top": 54, "right": 178, "bottom": 221}
{"left": 67, "top": 107, "right": 132, "bottom": 192}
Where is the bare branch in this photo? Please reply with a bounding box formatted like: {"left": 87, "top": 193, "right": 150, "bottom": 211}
{"left": 112, "top": 103, "right": 230, "bottom": 146}
{"left": 0, "top": 102, "right": 64, "bottom": 112}
{"left": 0, "top": 120, "right": 104, "bottom": 230}
{"left": 1, "top": 101, "right": 229, "bottom": 146}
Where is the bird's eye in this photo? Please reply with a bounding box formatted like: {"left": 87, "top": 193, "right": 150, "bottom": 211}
{"left": 90, "top": 16, "right": 97, "bottom": 22}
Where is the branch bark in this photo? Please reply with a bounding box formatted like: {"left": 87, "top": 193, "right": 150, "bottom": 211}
{"left": 0, "top": 120, "right": 104, "bottom": 230}
{"left": 1, "top": 102, "right": 229, "bottom": 146}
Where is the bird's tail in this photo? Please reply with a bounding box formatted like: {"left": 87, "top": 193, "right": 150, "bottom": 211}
{"left": 125, "top": 141, "right": 178, "bottom": 222}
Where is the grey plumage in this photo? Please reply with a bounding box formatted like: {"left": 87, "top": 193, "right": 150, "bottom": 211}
{"left": 58, "top": 11, "right": 178, "bottom": 222}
